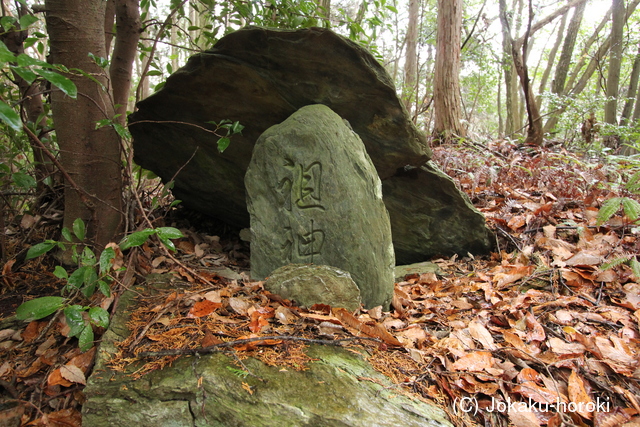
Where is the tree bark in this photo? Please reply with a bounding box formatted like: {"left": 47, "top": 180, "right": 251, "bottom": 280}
{"left": 536, "top": 13, "right": 567, "bottom": 108}
{"left": 603, "top": 0, "right": 625, "bottom": 146}
{"left": 110, "top": 0, "right": 141, "bottom": 125}
{"left": 620, "top": 44, "right": 640, "bottom": 126}
{"left": 402, "top": 0, "right": 419, "bottom": 116}
{"left": 551, "top": 1, "right": 586, "bottom": 95}
{"left": 45, "top": 0, "right": 123, "bottom": 250}
{"left": 433, "top": 0, "right": 465, "bottom": 143}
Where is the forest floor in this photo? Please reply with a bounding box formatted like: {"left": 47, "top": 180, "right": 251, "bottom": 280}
{"left": 1, "top": 140, "right": 639, "bottom": 427}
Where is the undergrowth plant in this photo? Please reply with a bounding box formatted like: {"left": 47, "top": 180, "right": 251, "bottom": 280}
{"left": 597, "top": 155, "right": 640, "bottom": 278}
{"left": 15, "top": 219, "right": 183, "bottom": 351}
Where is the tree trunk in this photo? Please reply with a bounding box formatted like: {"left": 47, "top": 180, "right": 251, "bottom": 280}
{"left": 403, "top": 0, "right": 419, "bottom": 116}
{"left": 110, "top": 0, "right": 141, "bottom": 126}
{"left": 45, "top": 0, "right": 123, "bottom": 250}
{"left": 603, "top": 0, "right": 625, "bottom": 148}
{"left": 433, "top": 0, "right": 465, "bottom": 143}
{"left": 536, "top": 13, "right": 567, "bottom": 108}
{"left": 551, "top": 1, "right": 586, "bottom": 95}
{"left": 620, "top": 44, "right": 640, "bottom": 126}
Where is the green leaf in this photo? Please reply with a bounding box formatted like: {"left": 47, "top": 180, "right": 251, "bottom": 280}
{"left": 73, "top": 218, "right": 86, "bottom": 241}
{"left": 64, "top": 305, "right": 86, "bottom": 337}
{"left": 11, "top": 66, "right": 37, "bottom": 84}
{"left": 0, "top": 41, "right": 15, "bottom": 63}
{"left": 158, "top": 235, "right": 176, "bottom": 251}
{"left": 17, "top": 53, "right": 48, "bottom": 68}
{"left": 12, "top": 172, "right": 36, "bottom": 189}
{"left": 630, "top": 257, "right": 640, "bottom": 279}
{"left": 156, "top": 227, "right": 184, "bottom": 240}
{"left": 53, "top": 265, "right": 69, "bottom": 280}
{"left": 98, "top": 280, "right": 111, "bottom": 297}
{"left": 596, "top": 197, "right": 622, "bottom": 226}
{"left": 19, "top": 15, "right": 39, "bottom": 30}
{"left": 78, "top": 325, "right": 94, "bottom": 352}
{"left": 621, "top": 197, "right": 640, "bottom": 222}
{"left": 99, "top": 247, "right": 116, "bottom": 274}
{"left": 68, "top": 266, "right": 92, "bottom": 289}
{"left": 26, "top": 241, "right": 56, "bottom": 260}
{"left": 147, "top": 70, "right": 162, "bottom": 76}
{"left": 61, "top": 227, "right": 73, "bottom": 242}
{"left": 231, "top": 121, "right": 244, "bottom": 134}
{"left": 80, "top": 246, "right": 96, "bottom": 267}
{"left": 36, "top": 69, "right": 77, "bottom": 98}
{"left": 0, "top": 16, "right": 16, "bottom": 32}
{"left": 16, "top": 296, "right": 65, "bottom": 320}
{"left": 119, "top": 229, "right": 156, "bottom": 250}
{"left": 217, "top": 137, "right": 231, "bottom": 153}
{"left": 88, "top": 52, "right": 109, "bottom": 69}
{"left": 0, "top": 100, "right": 22, "bottom": 131}
{"left": 88, "top": 307, "right": 109, "bottom": 328}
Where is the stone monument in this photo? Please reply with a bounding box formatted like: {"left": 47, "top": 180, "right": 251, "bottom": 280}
{"left": 245, "top": 104, "right": 395, "bottom": 309}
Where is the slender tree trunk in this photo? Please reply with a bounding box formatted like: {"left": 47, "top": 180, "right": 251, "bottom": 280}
{"left": 403, "top": 0, "right": 419, "bottom": 116}
{"left": 45, "top": 0, "right": 123, "bottom": 250}
{"left": 603, "top": 0, "right": 625, "bottom": 148}
{"left": 621, "top": 44, "right": 640, "bottom": 126}
{"left": 110, "top": 0, "right": 141, "bottom": 126}
{"left": 536, "top": 14, "right": 567, "bottom": 108}
{"left": 552, "top": 2, "right": 586, "bottom": 95}
{"left": 433, "top": 0, "right": 465, "bottom": 143}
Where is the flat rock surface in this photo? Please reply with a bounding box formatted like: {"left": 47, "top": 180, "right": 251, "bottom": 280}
{"left": 82, "top": 278, "right": 452, "bottom": 427}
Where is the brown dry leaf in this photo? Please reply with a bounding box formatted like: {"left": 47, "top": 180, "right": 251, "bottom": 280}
{"left": 493, "top": 265, "right": 534, "bottom": 289}
{"left": 233, "top": 334, "right": 281, "bottom": 351}
{"left": 508, "top": 402, "right": 543, "bottom": 427}
{"left": 451, "top": 351, "right": 495, "bottom": 372}
{"left": 202, "top": 331, "right": 223, "bottom": 348}
{"left": 21, "top": 321, "right": 44, "bottom": 343}
{"left": 564, "top": 251, "right": 603, "bottom": 266}
{"left": 47, "top": 367, "right": 73, "bottom": 388}
{"left": 468, "top": 320, "right": 497, "bottom": 350}
{"left": 35, "top": 335, "right": 57, "bottom": 356}
{"left": 513, "top": 380, "right": 565, "bottom": 405}
{"left": 274, "top": 306, "right": 297, "bottom": 325}
{"left": 203, "top": 290, "right": 222, "bottom": 303}
{"left": 503, "top": 330, "right": 540, "bottom": 357}
{"left": 40, "top": 408, "right": 83, "bottom": 427}
{"left": 66, "top": 347, "right": 96, "bottom": 376}
{"left": 332, "top": 308, "right": 402, "bottom": 347}
{"left": 548, "top": 337, "right": 586, "bottom": 356}
{"left": 249, "top": 311, "right": 270, "bottom": 333}
{"left": 568, "top": 370, "right": 593, "bottom": 420}
{"left": 242, "top": 382, "right": 253, "bottom": 395}
{"left": 594, "top": 336, "right": 639, "bottom": 376}
{"left": 228, "top": 297, "right": 250, "bottom": 316}
{"left": 2, "top": 258, "right": 15, "bottom": 275}
{"left": 188, "top": 300, "right": 222, "bottom": 318}
{"left": 524, "top": 312, "right": 546, "bottom": 342}
{"left": 60, "top": 364, "right": 86, "bottom": 385}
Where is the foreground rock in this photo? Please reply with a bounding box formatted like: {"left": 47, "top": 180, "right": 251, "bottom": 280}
{"left": 246, "top": 105, "right": 395, "bottom": 309}
{"left": 130, "top": 26, "right": 429, "bottom": 228}
{"left": 265, "top": 264, "right": 362, "bottom": 311}
{"left": 83, "top": 277, "right": 452, "bottom": 427}
{"left": 129, "top": 26, "right": 494, "bottom": 261}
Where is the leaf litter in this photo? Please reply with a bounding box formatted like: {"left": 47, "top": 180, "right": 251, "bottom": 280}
{"left": 1, "top": 141, "right": 639, "bottom": 426}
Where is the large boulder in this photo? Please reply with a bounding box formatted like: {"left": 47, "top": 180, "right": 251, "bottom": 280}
{"left": 129, "top": 26, "right": 429, "bottom": 228}
{"left": 246, "top": 105, "right": 395, "bottom": 309}
{"left": 384, "top": 163, "right": 494, "bottom": 264}
{"left": 129, "top": 26, "right": 494, "bottom": 262}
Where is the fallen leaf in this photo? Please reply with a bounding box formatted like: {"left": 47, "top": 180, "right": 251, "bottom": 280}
{"left": 188, "top": 300, "right": 222, "bottom": 318}
{"left": 568, "top": 370, "right": 593, "bottom": 419}
{"left": 468, "top": 320, "right": 497, "bottom": 350}
{"left": 60, "top": 364, "right": 86, "bottom": 385}
{"left": 451, "top": 351, "right": 495, "bottom": 372}
{"left": 47, "top": 367, "right": 73, "bottom": 387}
{"left": 332, "top": 308, "right": 402, "bottom": 347}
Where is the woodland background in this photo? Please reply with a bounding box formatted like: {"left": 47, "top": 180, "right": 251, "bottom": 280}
{"left": 1, "top": 1, "right": 640, "bottom": 426}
